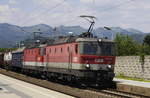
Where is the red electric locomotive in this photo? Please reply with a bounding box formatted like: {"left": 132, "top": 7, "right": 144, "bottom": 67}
{"left": 23, "top": 15, "right": 116, "bottom": 84}
{"left": 23, "top": 36, "right": 115, "bottom": 84}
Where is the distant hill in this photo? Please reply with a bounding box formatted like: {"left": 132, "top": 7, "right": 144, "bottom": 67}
{"left": 0, "top": 23, "right": 29, "bottom": 47}
{"left": 0, "top": 23, "right": 148, "bottom": 48}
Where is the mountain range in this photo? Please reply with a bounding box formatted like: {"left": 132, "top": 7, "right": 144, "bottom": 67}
{"left": 0, "top": 23, "right": 149, "bottom": 48}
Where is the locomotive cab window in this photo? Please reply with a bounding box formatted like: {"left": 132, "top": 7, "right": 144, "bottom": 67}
{"left": 79, "top": 42, "right": 115, "bottom": 56}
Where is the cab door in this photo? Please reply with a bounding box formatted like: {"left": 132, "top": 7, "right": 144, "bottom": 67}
{"left": 68, "top": 45, "right": 73, "bottom": 72}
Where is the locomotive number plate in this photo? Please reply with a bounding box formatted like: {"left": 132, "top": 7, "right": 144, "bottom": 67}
{"left": 95, "top": 59, "right": 104, "bottom": 63}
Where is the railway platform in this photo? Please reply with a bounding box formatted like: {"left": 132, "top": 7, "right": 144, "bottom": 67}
{"left": 0, "top": 74, "right": 74, "bottom": 98}
{"left": 0, "top": 69, "right": 149, "bottom": 98}
{"left": 114, "top": 78, "right": 150, "bottom": 97}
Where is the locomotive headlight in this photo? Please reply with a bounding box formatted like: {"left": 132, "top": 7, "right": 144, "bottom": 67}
{"left": 98, "top": 38, "right": 102, "bottom": 42}
{"left": 107, "top": 65, "right": 112, "bottom": 69}
{"left": 85, "top": 64, "right": 90, "bottom": 68}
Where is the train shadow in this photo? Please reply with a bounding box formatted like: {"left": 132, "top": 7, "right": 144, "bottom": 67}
{"left": 61, "top": 81, "right": 119, "bottom": 90}
{"left": 87, "top": 81, "right": 117, "bottom": 90}
{"left": 72, "top": 80, "right": 122, "bottom": 90}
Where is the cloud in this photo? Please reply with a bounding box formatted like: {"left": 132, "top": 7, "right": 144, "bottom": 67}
{"left": 0, "top": 4, "right": 26, "bottom": 25}
{"left": 25, "top": 0, "right": 150, "bottom": 32}
{"left": 88, "top": 0, "right": 150, "bottom": 31}
{"left": 8, "top": 0, "right": 18, "bottom": 5}
{"left": 80, "top": 0, "right": 92, "bottom": 3}
{"left": 0, "top": 0, "right": 150, "bottom": 32}
{"left": 0, "top": 5, "right": 13, "bottom": 21}
{"left": 32, "top": 0, "right": 65, "bottom": 9}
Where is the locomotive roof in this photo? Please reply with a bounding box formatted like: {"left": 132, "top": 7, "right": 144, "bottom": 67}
{"left": 75, "top": 38, "right": 114, "bottom": 43}
{"left": 52, "top": 36, "right": 114, "bottom": 44}
{"left": 25, "top": 36, "right": 114, "bottom": 49}
{"left": 12, "top": 47, "right": 25, "bottom": 53}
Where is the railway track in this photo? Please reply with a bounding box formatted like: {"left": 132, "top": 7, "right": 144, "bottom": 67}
{"left": 0, "top": 69, "right": 148, "bottom": 98}
{"left": 105, "top": 89, "right": 148, "bottom": 98}
{"left": 87, "top": 88, "right": 147, "bottom": 98}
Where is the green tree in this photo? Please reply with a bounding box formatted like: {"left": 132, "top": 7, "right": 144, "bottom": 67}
{"left": 0, "top": 48, "right": 6, "bottom": 52}
{"left": 139, "top": 34, "right": 150, "bottom": 55}
{"left": 0, "top": 48, "right": 16, "bottom": 52}
{"left": 114, "top": 34, "right": 140, "bottom": 56}
{"left": 143, "top": 34, "right": 150, "bottom": 46}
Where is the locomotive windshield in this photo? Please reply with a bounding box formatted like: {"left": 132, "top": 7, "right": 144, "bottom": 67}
{"left": 79, "top": 42, "right": 115, "bottom": 56}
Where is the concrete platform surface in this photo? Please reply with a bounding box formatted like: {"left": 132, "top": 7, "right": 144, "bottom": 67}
{"left": 0, "top": 74, "right": 74, "bottom": 98}
{"left": 114, "top": 78, "right": 150, "bottom": 97}
{"left": 114, "top": 78, "right": 150, "bottom": 88}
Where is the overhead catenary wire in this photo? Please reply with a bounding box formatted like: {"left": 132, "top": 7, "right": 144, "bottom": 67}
{"left": 18, "top": 0, "right": 51, "bottom": 25}
{"left": 20, "top": 0, "right": 91, "bottom": 27}
{"left": 20, "top": 0, "right": 136, "bottom": 28}
{"left": 93, "top": 0, "right": 136, "bottom": 26}
{"left": 96, "top": 0, "right": 135, "bottom": 15}
{"left": 14, "top": 0, "right": 137, "bottom": 46}
{"left": 20, "top": 0, "right": 68, "bottom": 26}
{"left": 62, "top": 0, "right": 136, "bottom": 26}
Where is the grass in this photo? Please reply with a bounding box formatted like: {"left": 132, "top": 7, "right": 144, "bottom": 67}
{"left": 115, "top": 74, "right": 150, "bottom": 83}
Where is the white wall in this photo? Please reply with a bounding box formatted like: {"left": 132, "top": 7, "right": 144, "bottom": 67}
{"left": 115, "top": 56, "right": 150, "bottom": 80}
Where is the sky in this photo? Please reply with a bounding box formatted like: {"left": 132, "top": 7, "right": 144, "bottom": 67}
{"left": 0, "top": 0, "right": 150, "bottom": 32}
